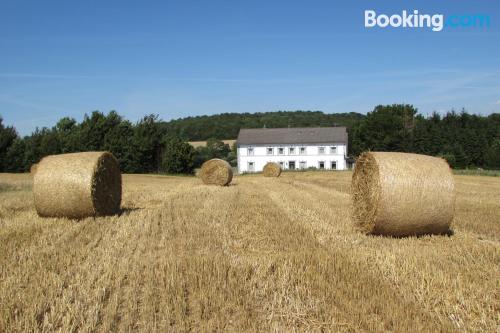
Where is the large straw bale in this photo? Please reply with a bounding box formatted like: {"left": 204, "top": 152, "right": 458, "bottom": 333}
{"left": 351, "top": 152, "right": 455, "bottom": 236}
{"left": 30, "top": 163, "right": 38, "bottom": 176}
{"left": 200, "top": 159, "right": 233, "bottom": 186}
{"left": 33, "top": 152, "right": 122, "bottom": 218}
{"left": 263, "top": 162, "right": 282, "bottom": 177}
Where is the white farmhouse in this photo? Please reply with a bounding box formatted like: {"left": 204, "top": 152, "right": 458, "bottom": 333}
{"left": 236, "top": 127, "right": 349, "bottom": 173}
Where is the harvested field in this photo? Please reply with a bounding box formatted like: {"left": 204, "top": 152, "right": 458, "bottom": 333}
{"left": 0, "top": 172, "right": 499, "bottom": 332}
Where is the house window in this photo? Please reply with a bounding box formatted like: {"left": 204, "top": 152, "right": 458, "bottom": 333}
{"left": 267, "top": 147, "right": 274, "bottom": 155}
{"left": 279, "top": 161, "right": 284, "bottom": 168}
{"left": 289, "top": 161, "right": 296, "bottom": 170}
{"left": 247, "top": 147, "right": 254, "bottom": 156}
{"left": 299, "top": 161, "right": 306, "bottom": 169}
{"left": 278, "top": 147, "right": 284, "bottom": 155}
{"left": 247, "top": 162, "right": 255, "bottom": 172}
{"left": 330, "top": 146, "right": 337, "bottom": 154}
{"left": 318, "top": 147, "right": 325, "bottom": 154}
{"left": 289, "top": 147, "right": 295, "bottom": 155}
{"left": 331, "top": 161, "right": 337, "bottom": 170}
{"left": 318, "top": 161, "right": 325, "bottom": 169}
{"left": 299, "top": 147, "right": 306, "bottom": 155}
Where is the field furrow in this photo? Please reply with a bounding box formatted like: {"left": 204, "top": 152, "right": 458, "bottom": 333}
{"left": 0, "top": 172, "right": 498, "bottom": 332}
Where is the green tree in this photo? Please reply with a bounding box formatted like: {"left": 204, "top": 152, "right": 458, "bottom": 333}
{"left": 439, "top": 153, "right": 456, "bottom": 168}
{"left": 452, "top": 144, "right": 468, "bottom": 169}
{"left": 226, "top": 142, "right": 237, "bottom": 166}
{"left": 206, "top": 138, "right": 231, "bottom": 159}
{"left": 22, "top": 127, "right": 62, "bottom": 168}
{"left": 193, "top": 146, "right": 210, "bottom": 168}
{"left": 55, "top": 117, "right": 79, "bottom": 153}
{"left": 193, "top": 138, "right": 232, "bottom": 167}
{"left": 103, "top": 120, "right": 135, "bottom": 172}
{"left": 485, "top": 139, "right": 500, "bottom": 169}
{"left": 427, "top": 113, "right": 444, "bottom": 155}
{"left": 131, "top": 114, "right": 164, "bottom": 173}
{"left": 161, "top": 137, "right": 195, "bottom": 174}
{"left": 76, "top": 111, "right": 123, "bottom": 151}
{"left": 4, "top": 139, "right": 26, "bottom": 172}
{"left": 413, "top": 116, "right": 432, "bottom": 155}
{"left": 0, "top": 117, "right": 18, "bottom": 171}
{"left": 0, "top": 108, "right": 498, "bottom": 172}
{"left": 164, "top": 111, "right": 364, "bottom": 141}
{"left": 354, "top": 104, "right": 416, "bottom": 152}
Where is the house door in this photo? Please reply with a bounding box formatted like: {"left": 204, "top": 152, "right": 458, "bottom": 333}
{"left": 248, "top": 162, "right": 255, "bottom": 172}
{"left": 289, "top": 161, "right": 296, "bottom": 170}
{"left": 331, "top": 161, "right": 337, "bottom": 170}
{"left": 319, "top": 161, "right": 325, "bottom": 170}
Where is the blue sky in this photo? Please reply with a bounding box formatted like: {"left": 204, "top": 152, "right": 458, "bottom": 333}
{"left": 1, "top": 0, "right": 499, "bottom": 135}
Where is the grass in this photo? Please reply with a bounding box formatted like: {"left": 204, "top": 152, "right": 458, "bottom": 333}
{"left": 0, "top": 172, "right": 498, "bottom": 332}
{"left": 454, "top": 169, "right": 500, "bottom": 177}
{"left": 0, "top": 174, "right": 32, "bottom": 192}
{"left": 0, "top": 183, "right": 16, "bottom": 192}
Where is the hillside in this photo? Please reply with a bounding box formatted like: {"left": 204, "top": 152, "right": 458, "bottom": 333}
{"left": 163, "top": 111, "right": 365, "bottom": 141}
{"left": 188, "top": 139, "right": 236, "bottom": 149}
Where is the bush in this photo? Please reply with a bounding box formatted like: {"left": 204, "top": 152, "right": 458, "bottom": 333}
{"left": 161, "top": 137, "right": 195, "bottom": 174}
{"left": 439, "top": 153, "right": 456, "bottom": 168}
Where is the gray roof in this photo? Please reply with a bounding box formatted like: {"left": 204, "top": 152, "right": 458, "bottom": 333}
{"left": 237, "top": 127, "right": 347, "bottom": 145}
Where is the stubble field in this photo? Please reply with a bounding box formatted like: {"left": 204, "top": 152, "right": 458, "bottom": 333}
{"left": 0, "top": 171, "right": 499, "bottom": 332}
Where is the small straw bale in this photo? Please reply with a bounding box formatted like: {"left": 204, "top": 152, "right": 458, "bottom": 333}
{"left": 200, "top": 159, "right": 233, "bottom": 186}
{"left": 262, "top": 162, "right": 282, "bottom": 177}
{"left": 33, "top": 152, "right": 122, "bottom": 218}
{"left": 351, "top": 152, "right": 455, "bottom": 237}
{"left": 30, "top": 163, "right": 38, "bottom": 176}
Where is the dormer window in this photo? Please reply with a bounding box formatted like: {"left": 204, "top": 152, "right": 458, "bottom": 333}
{"left": 299, "top": 147, "right": 306, "bottom": 154}
{"left": 289, "top": 147, "right": 295, "bottom": 154}
{"left": 278, "top": 147, "right": 284, "bottom": 155}
{"left": 267, "top": 147, "right": 274, "bottom": 155}
{"left": 330, "top": 146, "right": 337, "bottom": 154}
{"left": 248, "top": 147, "right": 254, "bottom": 155}
{"left": 318, "top": 147, "right": 325, "bottom": 154}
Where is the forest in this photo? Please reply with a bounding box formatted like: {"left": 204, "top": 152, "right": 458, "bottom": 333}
{"left": 0, "top": 105, "right": 499, "bottom": 174}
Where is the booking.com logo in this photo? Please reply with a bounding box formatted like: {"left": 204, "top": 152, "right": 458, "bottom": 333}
{"left": 365, "top": 10, "right": 490, "bottom": 32}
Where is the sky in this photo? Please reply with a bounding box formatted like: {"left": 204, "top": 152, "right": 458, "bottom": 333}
{"left": 1, "top": 0, "right": 499, "bottom": 135}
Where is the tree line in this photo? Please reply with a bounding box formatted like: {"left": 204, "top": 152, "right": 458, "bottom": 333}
{"left": 351, "top": 105, "right": 500, "bottom": 168}
{"left": 0, "top": 112, "right": 236, "bottom": 174}
{"left": 0, "top": 105, "right": 498, "bottom": 174}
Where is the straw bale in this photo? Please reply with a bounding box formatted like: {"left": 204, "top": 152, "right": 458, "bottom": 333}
{"left": 30, "top": 163, "right": 38, "bottom": 176}
{"left": 351, "top": 152, "right": 455, "bottom": 236}
{"left": 33, "top": 152, "right": 122, "bottom": 218}
{"left": 200, "top": 159, "right": 233, "bottom": 186}
{"left": 263, "top": 162, "right": 282, "bottom": 177}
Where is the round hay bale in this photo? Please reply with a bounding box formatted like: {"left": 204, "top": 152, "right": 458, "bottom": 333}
{"left": 30, "top": 163, "right": 38, "bottom": 176}
{"left": 351, "top": 152, "right": 455, "bottom": 237}
{"left": 34, "top": 152, "right": 122, "bottom": 218}
{"left": 200, "top": 159, "right": 233, "bottom": 186}
{"left": 263, "top": 162, "right": 282, "bottom": 177}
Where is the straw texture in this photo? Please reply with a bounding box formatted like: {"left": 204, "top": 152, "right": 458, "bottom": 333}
{"left": 30, "top": 163, "right": 38, "bottom": 176}
{"left": 200, "top": 159, "right": 233, "bottom": 186}
{"left": 263, "top": 162, "right": 282, "bottom": 177}
{"left": 33, "top": 152, "right": 122, "bottom": 218}
{"left": 352, "top": 152, "right": 455, "bottom": 236}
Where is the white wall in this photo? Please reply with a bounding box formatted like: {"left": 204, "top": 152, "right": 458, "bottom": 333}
{"left": 237, "top": 143, "right": 347, "bottom": 173}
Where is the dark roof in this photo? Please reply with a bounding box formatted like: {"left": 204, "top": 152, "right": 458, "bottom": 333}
{"left": 237, "top": 127, "right": 347, "bottom": 145}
